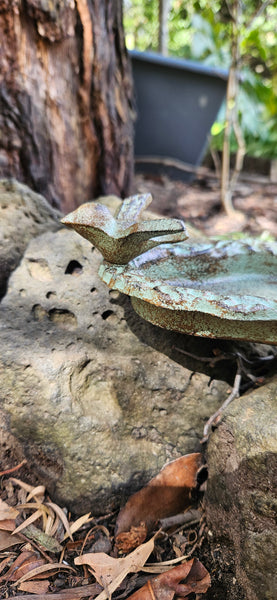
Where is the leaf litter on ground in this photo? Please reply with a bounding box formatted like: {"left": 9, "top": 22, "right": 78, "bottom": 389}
{"left": 0, "top": 454, "right": 210, "bottom": 599}
{"left": 115, "top": 453, "right": 203, "bottom": 537}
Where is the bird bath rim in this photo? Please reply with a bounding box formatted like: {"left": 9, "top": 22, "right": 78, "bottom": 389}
{"left": 61, "top": 195, "right": 277, "bottom": 345}
{"left": 98, "top": 239, "right": 277, "bottom": 322}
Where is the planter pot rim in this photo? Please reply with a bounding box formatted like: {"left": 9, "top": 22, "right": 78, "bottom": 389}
{"left": 129, "top": 49, "right": 229, "bottom": 81}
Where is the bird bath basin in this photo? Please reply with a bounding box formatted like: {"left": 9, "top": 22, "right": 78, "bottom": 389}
{"left": 62, "top": 194, "right": 277, "bottom": 345}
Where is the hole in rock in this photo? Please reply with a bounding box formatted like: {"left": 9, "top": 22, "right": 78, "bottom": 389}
{"left": 65, "top": 260, "right": 83, "bottom": 275}
{"left": 31, "top": 304, "right": 47, "bottom": 321}
{"left": 0, "top": 279, "right": 8, "bottom": 300}
{"left": 101, "top": 310, "right": 115, "bottom": 321}
{"left": 46, "top": 291, "right": 56, "bottom": 299}
{"left": 48, "top": 308, "right": 77, "bottom": 329}
{"left": 90, "top": 287, "right": 97, "bottom": 293}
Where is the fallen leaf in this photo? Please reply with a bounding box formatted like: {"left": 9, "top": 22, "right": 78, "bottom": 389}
{"left": 0, "top": 519, "right": 17, "bottom": 532}
{"left": 116, "top": 453, "right": 202, "bottom": 535}
{"left": 46, "top": 502, "right": 73, "bottom": 541}
{"left": 14, "top": 562, "right": 75, "bottom": 586}
{"left": 0, "top": 530, "right": 23, "bottom": 551}
{"left": 0, "top": 556, "right": 14, "bottom": 575}
{"left": 115, "top": 522, "right": 147, "bottom": 554}
{"left": 12, "top": 509, "right": 44, "bottom": 535}
{"left": 63, "top": 512, "right": 92, "bottom": 540}
{"left": 0, "top": 550, "right": 46, "bottom": 582}
{"left": 22, "top": 523, "right": 63, "bottom": 554}
{"left": 26, "top": 485, "right": 46, "bottom": 502}
{"left": 18, "top": 579, "right": 50, "bottom": 594}
{"left": 10, "top": 478, "right": 35, "bottom": 493}
{"left": 0, "top": 498, "right": 19, "bottom": 520}
{"left": 75, "top": 534, "right": 156, "bottom": 600}
{"left": 126, "top": 558, "right": 211, "bottom": 599}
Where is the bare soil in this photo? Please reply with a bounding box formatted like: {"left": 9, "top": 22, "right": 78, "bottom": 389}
{"left": 134, "top": 170, "right": 277, "bottom": 238}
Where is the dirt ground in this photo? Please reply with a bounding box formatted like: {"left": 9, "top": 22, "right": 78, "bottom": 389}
{"left": 134, "top": 169, "right": 277, "bottom": 238}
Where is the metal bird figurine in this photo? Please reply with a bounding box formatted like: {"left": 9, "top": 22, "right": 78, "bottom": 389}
{"left": 61, "top": 193, "right": 188, "bottom": 264}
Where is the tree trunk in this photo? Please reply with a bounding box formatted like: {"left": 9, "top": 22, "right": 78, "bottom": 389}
{"left": 0, "top": 0, "right": 134, "bottom": 213}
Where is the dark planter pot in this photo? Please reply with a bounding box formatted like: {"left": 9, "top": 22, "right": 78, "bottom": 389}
{"left": 130, "top": 50, "right": 228, "bottom": 180}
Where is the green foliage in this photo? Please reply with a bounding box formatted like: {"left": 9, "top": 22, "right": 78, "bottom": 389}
{"left": 123, "top": 0, "right": 277, "bottom": 159}
{"left": 123, "top": 0, "right": 159, "bottom": 50}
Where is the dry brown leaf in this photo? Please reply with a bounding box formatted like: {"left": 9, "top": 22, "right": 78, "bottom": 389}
{"left": 0, "top": 550, "right": 46, "bottom": 583}
{"left": 75, "top": 534, "right": 156, "bottom": 600}
{"left": 45, "top": 511, "right": 55, "bottom": 536}
{"left": 14, "top": 562, "right": 75, "bottom": 586}
{"left": 46, "top": 502, "right": 73, "bottom": 541}
{"left": 126, "top": 558, "right": 211, "bottom": 600}
{"left": 0, "top": 530, "right": 22, "bottom": 551}
{"left": 115, "top": 522, "right": 147, "bottom": 554}
{"left": 26, "top": 486, "right": 46, "bottom": 502}
{"left": 0, "top": 556, "right": 14, "bottom": 575}
{"left": 116, "top": 453, "right": 202, "bottom": 535}
{"left": 18, "top": 579, "right": 50, "bottom": 594}
{"left": 63, "top": 512, "right": 92, "bottom": 540}
{"left": 10, "top": 478, "right": 35, "bottom": 493}
{"left": 12, "top": 509, "right": 44, "bottom": 535}
{"left": 0, "top": 498, "right": 19, "bottom": 521}
{"left": 0, "top": 519, "right": 17, "bottom": 532}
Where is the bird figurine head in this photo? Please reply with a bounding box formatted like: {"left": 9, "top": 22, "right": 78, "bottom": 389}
{"left": 61, "top": 193, "right": 188, "bottom": 264}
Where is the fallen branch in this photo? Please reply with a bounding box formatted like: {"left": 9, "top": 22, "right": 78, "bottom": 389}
{"left": 6, "top": 583, "right": 101, "bottom": 600}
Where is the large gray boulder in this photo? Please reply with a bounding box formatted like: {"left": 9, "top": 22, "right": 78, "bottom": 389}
{"left": 0, "top": 178, "right": 61, "bottom": 298}
{"left": 0, "top": 225, "right": 230, "bottom": 514}
{"left": 205, "top": 376, "right": 277, "bottom": 600}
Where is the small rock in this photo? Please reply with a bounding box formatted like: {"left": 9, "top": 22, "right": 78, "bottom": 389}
{"left": 89, "top": 536, "right": 112, "bottom": 554}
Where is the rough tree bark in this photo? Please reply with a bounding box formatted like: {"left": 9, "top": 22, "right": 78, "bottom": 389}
{"left": 0, "top": 0, "right": 134, "bottom": 212}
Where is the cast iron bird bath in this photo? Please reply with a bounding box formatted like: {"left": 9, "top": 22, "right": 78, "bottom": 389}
{"left": 61, "top": 194, "right": 277, "bottom": 345}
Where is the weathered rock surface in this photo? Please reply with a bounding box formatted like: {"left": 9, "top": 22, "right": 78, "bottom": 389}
{"left": 0, "top": 178, "right": 61, "bottom": 297}
{"left": 0, "top": 226, "right": 231, "bottom": 514}
{"left": 205, "top": 377, "right": 277, "bottom": 600}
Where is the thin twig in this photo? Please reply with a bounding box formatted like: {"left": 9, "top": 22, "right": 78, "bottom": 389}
{"left": 0, "top": 460, "right": 27, "bottom": 477}
{"left": 209, "top": 142, "right": 221, "bottom": 180}
{"left": 201, "top": 368, "right": 242, "bottom": 443}
{"left": 135, "top": 156, "right": 217, "bottom": 179}
{"left": 173, "top": 346, "right": 232, "bottom": 367}
{"left": 246, "top": 0, "right": 272, "bottom": 31}
{"left": 159, "top": 509, "right": 201, "bottom": 531}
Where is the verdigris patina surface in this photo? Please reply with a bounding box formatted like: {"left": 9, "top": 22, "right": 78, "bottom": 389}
{"left": 62, "top": 194, "right": 277, "bottom": 345}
